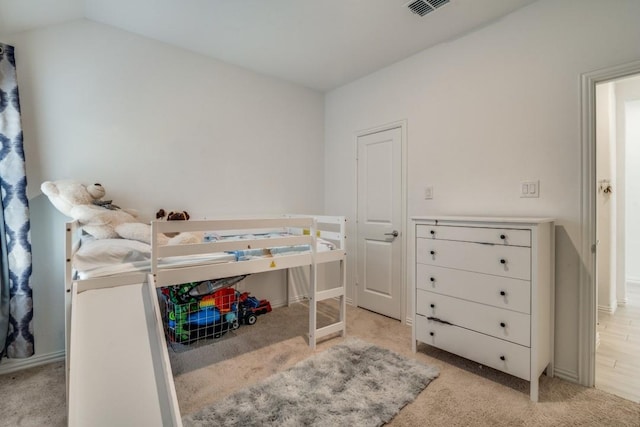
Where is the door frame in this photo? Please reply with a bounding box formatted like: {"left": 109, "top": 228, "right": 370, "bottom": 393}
{"left": 354, "top": 120, "right": 408, "bottom": 323}
{"left": 579, "top": 59, "right": 640, "bottom": 387}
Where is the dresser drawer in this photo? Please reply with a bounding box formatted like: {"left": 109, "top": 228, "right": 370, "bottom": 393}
{"left": 416, "top": 264, "right": 531, "bottom": 314}
{"left": 416, "top": 238, "right": 531, "bottom": 280}
{"left": 415, "top": 314, "right": 530, "bottom": 381}
{"left": 416, "top": 225, "right": 531, "bottom": 247}
{"left": 417, "top": 290, "right": 531, "bottom": 346}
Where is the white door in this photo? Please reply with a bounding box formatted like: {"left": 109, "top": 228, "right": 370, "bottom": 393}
{"left": 356, "top": 127, "right": 402, "bottom": 319}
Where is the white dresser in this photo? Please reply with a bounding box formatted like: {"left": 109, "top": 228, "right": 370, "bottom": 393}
{"left": 412, "top": 216, "right": 554, "bottom": 402}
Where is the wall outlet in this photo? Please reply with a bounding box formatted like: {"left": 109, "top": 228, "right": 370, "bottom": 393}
{"left": 424, "top": 186, "right": 434, "bottom": 200}
{"left": 520, "top": 180, "right": 539, "bottom": 198}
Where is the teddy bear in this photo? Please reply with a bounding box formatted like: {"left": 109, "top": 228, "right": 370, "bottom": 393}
{"left": 41, "top": 179, "right": 199, "bottom": 245}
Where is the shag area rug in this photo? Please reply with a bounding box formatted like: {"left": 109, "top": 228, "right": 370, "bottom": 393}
{"left": 183, "top": 338, "right": 439, "bottom": 426}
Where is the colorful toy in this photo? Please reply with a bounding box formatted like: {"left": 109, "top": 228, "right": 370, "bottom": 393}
{"left": 165, "top": 284, "right": 240, "bottom": 343}
{"left": 238, "top": 292, "right": 272, "bottom": 325}
{"left": 187, "top": 275, "right": 248, "bottom": 297}
{"left": 199, "top": 294, "right": 216, "bottom": 308}
{"left": 199, "top": 287, "right": 236, "bottom": 312}
{"left": 186, "top": 306, "right": 221, "bottom": 327}
{"left": 164, "top": 283, "right": 276, "bottom": 344}
{"left": 167, "top": 301, "right": 199, "bottom": 341}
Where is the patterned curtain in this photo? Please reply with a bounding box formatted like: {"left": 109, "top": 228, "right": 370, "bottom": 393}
{"left": 0, "top": 43, "right": 34, "bottom": 359}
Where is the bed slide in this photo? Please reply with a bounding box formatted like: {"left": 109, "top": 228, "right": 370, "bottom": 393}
{"left": 68, "top": 280, "right": 182, "bottom": 427}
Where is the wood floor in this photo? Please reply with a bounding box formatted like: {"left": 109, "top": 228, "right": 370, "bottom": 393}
{"left": 596, "top": 282, "right": 640, "bottom": 402}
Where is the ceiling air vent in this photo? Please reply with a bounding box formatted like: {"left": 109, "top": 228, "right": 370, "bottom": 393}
{"left": 406, "top": 0, "right": 450, "bottom": 17}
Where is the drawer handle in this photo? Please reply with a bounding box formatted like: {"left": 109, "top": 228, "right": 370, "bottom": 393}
{"left": 430, "top": 230, "right": 435, "bottom": 235}
{"left": 500, "top": 322, "right": 506, "bottom": 328}
{"left": 430, "top": 250, "right": 436, "bottom": 255}
{"left": 429, "top": 331, "right": 434, "bottom": 336}
{"left": 427, "top": 316, "right": 453, "bottom": 325}
{"left": 499, "top": 290, "right": 506, "bottom": 296}
{"left": 500, "top": 234, "right": 506, "bottom": 240}
{"left": 500, "top": 258, "right": 506, "bottom": 264}
{"left": 429, "top": 277, "right": 435, "bottom": 283}
{"left": 430, "top": 303, "right": 435, "bottom": 308}
{"left": 499, "top": 355, "right": 506, "bottom": 361}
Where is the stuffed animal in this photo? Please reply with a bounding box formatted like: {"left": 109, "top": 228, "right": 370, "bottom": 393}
{"left": 155, "top": 209, "right": 190, "bottom": 221}
{"left": 155, "top": 209, "right": 191, "bottom": 237}
{"left": 41, "top": 179, "right": 198, "bottom": 245}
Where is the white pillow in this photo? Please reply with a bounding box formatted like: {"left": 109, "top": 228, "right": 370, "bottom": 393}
{"left": 73, "top": 238, "right": 151, "bottom": 272}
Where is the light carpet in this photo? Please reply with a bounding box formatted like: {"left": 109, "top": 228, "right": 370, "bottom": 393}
{"left": 182, "top": 338, "right": 440, "bottom": 426}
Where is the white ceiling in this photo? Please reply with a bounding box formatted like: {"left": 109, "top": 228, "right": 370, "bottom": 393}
{"left": 1, "top": 0, "right": 538, "bottom": 91}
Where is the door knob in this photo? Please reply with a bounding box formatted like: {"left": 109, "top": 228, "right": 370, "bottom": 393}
{"left": 384, "top": 230, "right": 399, "bottom": 237}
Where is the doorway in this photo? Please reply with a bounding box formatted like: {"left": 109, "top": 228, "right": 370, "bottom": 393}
{"left": 580, "top": 60, "right": 640, "bottom": 399}
{"left": 355, "top": 122, "right": 406, "bottom": 321}
{"left": 594, "top": 75, "right": 640, "bottom": 402}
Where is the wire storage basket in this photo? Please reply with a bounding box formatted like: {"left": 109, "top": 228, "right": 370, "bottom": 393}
{"left": 162, "top": 284, "right": 239, "bottom": 344}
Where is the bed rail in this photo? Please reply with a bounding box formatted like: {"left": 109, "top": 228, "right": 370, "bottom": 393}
{"left": 150, "top": 217, "right": 317, "bottom": 287}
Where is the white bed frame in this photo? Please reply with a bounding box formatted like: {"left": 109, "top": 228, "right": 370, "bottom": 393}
{"left": 64, "top": 215, "right": 346, "bottom": 426}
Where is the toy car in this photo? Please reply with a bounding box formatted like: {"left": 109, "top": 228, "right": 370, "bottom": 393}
{"left": 238, "top": 292, "right": 272, "bottom": 325}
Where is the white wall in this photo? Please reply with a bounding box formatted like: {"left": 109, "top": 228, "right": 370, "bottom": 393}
{"left": 2, "top": 19, "right": 325, "bottom": 363}
{"left": 0, "top": 0, "right": 83, "bottom": 34}
{"left": 625, "top": 100, "right": 640, "bottom": 285}
{"left": 620, "top": 75, "right": 640, "bottom": 285}
{"left": 324, "top": 0, "right": 640, "bottom": 380}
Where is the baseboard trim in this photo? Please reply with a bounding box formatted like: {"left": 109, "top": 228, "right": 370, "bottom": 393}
{"left": 598, "top": 304, "right": 616, "bottom": 314}
{"left": 0, "top": 350, "right": 65, "bottom": 375}
{"left": 281, "top": 295, "right": 306, "bottom": 307}
{"left": 554, "top": 366, "right": 579, "bottom": 383}
{"left": 626, "top": 278, "right": 640, "bottom": 286}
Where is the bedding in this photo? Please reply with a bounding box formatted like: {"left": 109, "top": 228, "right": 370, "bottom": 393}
{"left": 73, "top": 237, "right": 235, "bottom": 280}
{"left": 73, "top": 237, "right": 150, "bottom": 270}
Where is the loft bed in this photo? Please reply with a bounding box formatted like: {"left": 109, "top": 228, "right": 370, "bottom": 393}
{"left": 64, "top": 215, "right": 347, "bottom": 427}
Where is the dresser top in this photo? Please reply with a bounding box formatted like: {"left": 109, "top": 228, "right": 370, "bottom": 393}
{"left": 411, "top": 216, "right": 554, "bottom": 225}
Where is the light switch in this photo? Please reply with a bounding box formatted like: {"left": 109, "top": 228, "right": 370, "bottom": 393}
{"left": 424, "top": 186, "right": 434, "bottom": 200}
{"left": 520, "top": 180, "right": 539, "bottom": 198}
